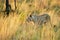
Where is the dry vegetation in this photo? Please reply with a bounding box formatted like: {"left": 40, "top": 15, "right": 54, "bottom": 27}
{"left": 0, "top": 0, "right": 60, "bottom": 40}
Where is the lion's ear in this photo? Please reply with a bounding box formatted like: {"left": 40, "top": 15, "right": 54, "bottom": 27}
{"left": 30, "top": 15, "right": 32, "bottom": 17}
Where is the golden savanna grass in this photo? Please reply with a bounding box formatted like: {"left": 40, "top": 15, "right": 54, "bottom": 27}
{"left": 0, "top": 0, "right": 60, "bottom": 40}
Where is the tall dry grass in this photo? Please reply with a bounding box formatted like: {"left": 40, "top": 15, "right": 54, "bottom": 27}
{"left": 0, "top": 0, "right": 60, "bottom": 40}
